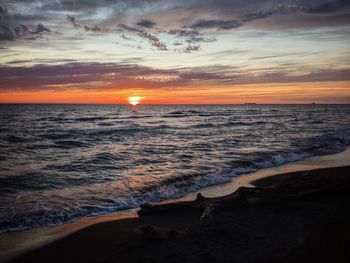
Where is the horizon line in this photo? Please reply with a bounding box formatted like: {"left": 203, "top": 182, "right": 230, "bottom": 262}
{"left": 1, "top": 103, "right": 349, "bottom": 105}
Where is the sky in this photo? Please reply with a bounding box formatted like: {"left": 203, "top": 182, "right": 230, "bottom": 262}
{"left": 0, "top": 0, "right": 350, "bottom": 104}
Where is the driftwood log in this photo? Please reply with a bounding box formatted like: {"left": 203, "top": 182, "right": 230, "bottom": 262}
{"left": 138, "top": 167, "right": 350, "bottom": 220}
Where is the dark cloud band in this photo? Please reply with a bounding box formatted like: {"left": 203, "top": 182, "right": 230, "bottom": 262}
{"left": 1, "top": 62, "right": 349, "bottom": 91}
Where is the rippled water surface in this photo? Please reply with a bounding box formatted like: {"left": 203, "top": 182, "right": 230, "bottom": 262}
{"left": 1, "top": 104, "right": 350, "bottom": 232}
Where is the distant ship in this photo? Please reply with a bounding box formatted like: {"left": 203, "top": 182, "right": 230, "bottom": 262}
{"left": 244, "top": 103, "right": 256, "bottom": 105}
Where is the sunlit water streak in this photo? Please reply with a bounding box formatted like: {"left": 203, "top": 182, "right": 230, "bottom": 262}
{"left": 0, "top": 104, "right": 350, "bottom": 232}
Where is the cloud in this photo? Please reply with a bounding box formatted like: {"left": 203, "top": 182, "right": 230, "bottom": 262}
{"left": 6, "top": 58, "right": 78, "bottom": 64}
{"left": 136, "top": 19, "right": 157, "bottom": 28}
{"left": 1, "top": 0, "right": 349, "bottom": 54}
{"left": 0, "top": 5, "right": 8, "bottom": 15}
{"left": 39, "top": 0, "right": 159, "bottom": 12}
{"left": 185, "top": 1, "right": 350, "bottom": 30}
{"left": 3, "top": 1, "right": 350, "bottom": 30}
{"left": 1, "top": 62, "right": 349, "bottom": 92}
{"left": 168, "top": 28, "right": 215, "bottom": 43}
{"left": 121, "top": 43, "right": 142, "bottom": 49}
{"left": 168, "top": 29, "right": 200, "bottom": 38}
{"left": 0, "top": 5, "right": 51, "bottom": 41}
{"left": 84, "top": 25, "right": 102, "bottom": 32}
{"left": 138, "top": 31, "right": 168, "bottom": 50}
{"left": 118, "top": 23, "right": 142, "bottom": 33}
{"left": 188, "top": 0, "right": 350, "bottom": 15}
{"left": 242, "top": 4, "right": 306, "bottom": 22}
{"left": 247, "top": 68, "right": 350, "bottom": 84}
{"left": 118, "top": 24, "right": 213, "bottom": 52}
{"left": 0, "top": 62, "right": 178, "bottom": 91}
{"left": 1, "top": 0, "right": 349, "bottom": 48}
{"left": 307, "top": 0, "right": 350, "bottom": 14}
{"left": 1, "top": 3, "right": 49, "bottom": 27}
{"left": 119, "top": 24, "right": 168, "bottom": 51}
{"left": 66, "top": 15, "right": 80, "bottom": 28}
{"left": 66, "top": 15, "right": 108, "bottom": 33}
{"left": 183, "top": 44, "right": 200, "bottom": 53}
{"left": 190, "top": 19, "right": 242, "bottom": 30}
{"left": 32, "top": 24, "right": 50, "bottom": 34}
{"left": 119, "top": 24, "right": 208, "bottom": 52}
{"left": 0, "top": 23, "right": 50, "bottom": 41}
{"left": 189, "top": 4, "right": 308, "bottom": 30}
{"left": 121, "top": 34, "right": 132, "bottom": 40}
{"left": 0, "top": 26, "right": 15, "bottom": 41}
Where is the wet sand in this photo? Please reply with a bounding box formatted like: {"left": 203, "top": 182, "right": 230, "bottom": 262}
{"left": 6, "top": 163, "right": 350, "bottom": 263}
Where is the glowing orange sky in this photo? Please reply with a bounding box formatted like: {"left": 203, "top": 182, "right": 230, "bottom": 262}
{"left": 1, "top": 1, "right": 350, "bottom": 104}
{"left": 1, "top": 82, "right": 349, "bottom": 104}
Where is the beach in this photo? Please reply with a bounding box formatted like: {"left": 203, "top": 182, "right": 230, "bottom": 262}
{"left": 1, "top": 0, "right": 350, "bottom": 261}
{"left": 4, "top": 149, "right": 350, "bottom": 263}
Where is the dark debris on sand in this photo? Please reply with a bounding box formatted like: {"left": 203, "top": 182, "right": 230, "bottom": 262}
{"left": 9, "top": 166, "right": 350, "bottom": 263}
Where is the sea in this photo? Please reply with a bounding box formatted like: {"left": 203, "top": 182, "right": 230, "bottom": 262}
{"left": 0, "top": 104, "right": 350, "bottom": 233}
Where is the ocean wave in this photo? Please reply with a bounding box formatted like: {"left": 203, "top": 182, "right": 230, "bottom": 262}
{"left": 75, "top": 116, "right": 110, "bottom": 122}
{"left": 4, "top": 135, "right": 31, "bottom": 143}
{"left": 1, "top": 138, "right": 348, "bottom": 234}
{"left": 191, "top": 123, "right": 217, "bottom": 129}
{"left": 53, "top": 140, "right": 88, "bottom": 149}
{"left": 162, "top": 114, "right": 194, "bottom": 118}
{"left": 1, "top": 104, "right": 350, "bottom": 233}
{"left": 226, "top": 121, "right": 266, "bottom": 126}
{"left": 97, "top": 122, "right": 115, "bottom": 126}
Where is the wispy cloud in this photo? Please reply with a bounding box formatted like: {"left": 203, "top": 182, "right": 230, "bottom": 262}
{"left": 136, "top": 19, "right": 157, "bottom": 28}
{"left": 66, "top": 15, "right": 79, "bottom": 28}
{"left": 188, "top": 4, "right": 308, "bottom": 30}
{"left": 0, "top": 23, "right": 50, "bottom": 41}
{"left": 1, "top": 62, "right": 349, "bottom": 92}
{"left": 119, "top": 23, "right": 168, "bottom": 51}
{"left": 190, "top": 19, "right": 242, "bottom": 30}
{"left": 0, "top": 4, "right": 51, "bottom": 41}
{"left": 167, "top": 29, "right": 215, "bottom": 43}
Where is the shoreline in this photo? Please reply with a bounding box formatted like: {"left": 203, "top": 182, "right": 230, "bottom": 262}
{"left": 9, "top": 165, "right": 350, "bottom": 263}
{"left": 1, "top": 147, "right": 350, "bottom": 262}
{"left": 177, "top": 147, "right": 350, "bottom": 200}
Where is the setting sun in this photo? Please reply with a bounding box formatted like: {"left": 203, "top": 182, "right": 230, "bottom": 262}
{"left": 127, "top": 96, "right": 143, "bottom": 105}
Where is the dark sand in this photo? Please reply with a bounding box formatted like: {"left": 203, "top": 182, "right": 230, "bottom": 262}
{"left": 8, "top": 166, "right": 350, "bottom": 263}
